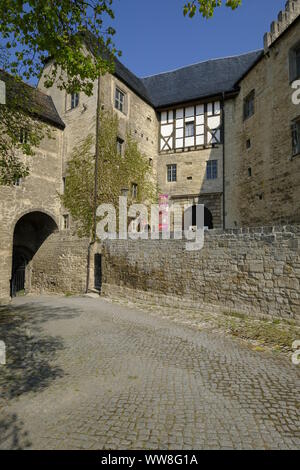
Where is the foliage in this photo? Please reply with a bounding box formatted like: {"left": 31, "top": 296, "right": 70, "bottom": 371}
{"left": 0, "top": 74, "right": 50, "bottom": 185}
{"left": 183, "top": 0, "right": 241, "bottom": 18}
{"left": 0, "top": 0, "right": 118, "bottom": 95}
{"left": 61, "top": 111, "right": 157, "bottom": 238}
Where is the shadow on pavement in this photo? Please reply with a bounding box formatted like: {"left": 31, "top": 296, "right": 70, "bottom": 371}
{"left": 0, "top": 412, "right": 31, "bottom": 450}
{"left": 0, "top": 301, "right": 80, "bottom": 400}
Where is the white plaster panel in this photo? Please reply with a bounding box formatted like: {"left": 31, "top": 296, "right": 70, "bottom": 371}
{"left": 176, "top": 108, "right": 184, "bottom": 119}
{"left": 161, "top": 124, "right": 173, "bottom": 137}
{"left": 196, "top": 115, "right": 204, "bottom": 125}
{"left": 185, "top": 136, "right": 194, "bottom": 147}
{"left": 176, "top": 128, "right": 184, "bottom": 138}
{"left": 196, "top": 135, "right": 205, "bottom": 146}
{"left": 161, "top": 111, "right": 167, "bottom": 124}
{"left": 176, "top": 138, "right": 183, "bottom": 148}
{"left": 196, "top": 125, "right": 204, "bottom": 135}
{"left": 176, "top": 118, "right": 184, "bottom": 128}
{"left": 185, "top": 106, "right": 194, "bottom": 118}
{"left": 196, "top": 104, "right": 204, "bottom": 115}
{"left": 207, "top": 115, "right": 220, "bottom": 129}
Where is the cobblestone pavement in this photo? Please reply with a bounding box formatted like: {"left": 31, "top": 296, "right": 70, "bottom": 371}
{"left": 0, "top": 295, "right": 299, "bottom": 450}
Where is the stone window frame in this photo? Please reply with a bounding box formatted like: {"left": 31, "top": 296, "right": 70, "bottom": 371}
{"left": 63, "top": 214, "right": 70, "bottom": 230}
{"left": 115, "top": 87, "right": 127, "bottom": 114}
{"left": 243, "top": 90, "right": 255, "bottom": 121}
{"left": 131, "top": 182, "right": 138, "bottom": 199}
{"left": 206, "top": 159, "right": 218, "bottom": 180}
{"left": 167, "top": 164, "right": 177, "bottom": 182}
{"left": 291, "top": 116, "right": 300, "bottom": 158}
{"left": 289, "top": 41, "right": 300, "bottom": 83}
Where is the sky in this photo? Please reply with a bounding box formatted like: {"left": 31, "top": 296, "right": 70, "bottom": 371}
{"left": 111, "top": 0, "right": 285, "bottom": 77}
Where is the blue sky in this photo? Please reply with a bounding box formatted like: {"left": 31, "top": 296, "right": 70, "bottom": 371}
{"left": 111, "top": 0, "right": 285, "bottom": 77}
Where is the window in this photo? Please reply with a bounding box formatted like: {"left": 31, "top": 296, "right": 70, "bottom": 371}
{"left": 19, "top": 129, "right": 28, "bottom": 144}
{"left": 115, "top": 88, "right": 125, "bottom": 113}
{"left": 62, "top": 177, "right": 66, "bottom": 193}
{"left": 289, "top": 43, "right": 300, "bottom": 82}
{"left": 131, "top": 183, "right": 138, "bottom": 199}
{"left": 291, "top": 119, "right": 300, "bottom": 156}
{"left": 248, "top": 168, "right": 252, "bottom": 177}
{"left": 185, "top": 121, "right": 195, "bottom": 137}
{"left": 246, "top": 139, "right": 251, "bottom": 149}
{"left": 167, "top": 164, "right": 177, "bottom": 182}
{"left": 63, "top": 214, "right": 70, "bottom": 230}
{"left": 116, "top": 137, "right": 124, "bottom": 155}
{"left": 206, "top": 160, "right": 218, "bottom": 180}
{"left": 243, "top": 91, "right": 255, "bottom": 120}
{"left": 71, "top": 92, "right": 79, "bottom": 109}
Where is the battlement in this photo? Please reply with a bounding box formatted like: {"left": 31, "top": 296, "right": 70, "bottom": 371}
{"left": 264, "top": 0, "right": 300, "bottom": 51}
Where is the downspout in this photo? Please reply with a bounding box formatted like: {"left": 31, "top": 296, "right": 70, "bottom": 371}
{"left": 222, "top": 92, "right": 226, "bottom": 230}
{"left": 86, "top": 75, "right": 101, "bottom": 293}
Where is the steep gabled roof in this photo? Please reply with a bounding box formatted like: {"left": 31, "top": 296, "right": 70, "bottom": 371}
{"left": 0, "top": 70, "right": 65, "bottom": 129}
{"left": 141, "top": 50, "right": 264, "bottom": 108}
{"left": 83, "top": 32, "right": 264, "bottom": 109}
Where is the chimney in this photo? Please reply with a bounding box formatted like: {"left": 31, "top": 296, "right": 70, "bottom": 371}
{"left": 264, "top": 0, "right": 300, "bottom": 52}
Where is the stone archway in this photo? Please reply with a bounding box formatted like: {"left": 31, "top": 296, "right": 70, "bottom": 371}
{"left": 183, "top": 205, "right": 214, "bottom": 230}
{"left": 11, "top": 211, "right": 58, "bottom": 296}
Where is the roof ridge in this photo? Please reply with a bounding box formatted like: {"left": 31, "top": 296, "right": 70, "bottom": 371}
{"left": 141, "top": 49, "right": 263, "bottom": 80}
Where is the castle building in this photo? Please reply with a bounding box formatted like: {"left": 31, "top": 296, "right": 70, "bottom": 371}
{"left": 0, "top": 0, "right": 299, "bottom": 301}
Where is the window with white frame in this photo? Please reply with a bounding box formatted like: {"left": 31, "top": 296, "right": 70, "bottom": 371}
{"left": 206, "top": 160, "right": 218, "bottom": 180}
{"left": 185, "top": 121, "right": 195, "bottom": 137}
{"left": 115, "top": 87, "right": 125, "bottom": 113}
{"left": 167, "top": 164, "right": 177, "bottom": 182}
{"left": 131, "top": 183, "right": 138, "bottom": 199}
{"left": 71, "top": 92, "right": 79, "bottom": 109}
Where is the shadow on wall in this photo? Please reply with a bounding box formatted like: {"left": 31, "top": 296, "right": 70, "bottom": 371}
{"left": 11, "top": 212, "right": 58, "bottom": 297}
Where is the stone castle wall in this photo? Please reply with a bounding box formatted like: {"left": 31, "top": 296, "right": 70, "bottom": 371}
{"left": 225, "top": 8, "right": 300, "bottom": 228}
{"left": 101, "top": 225, "right": 300, "bottom": 321}
{"left": 29, "top": 232, "right": 91, "bottom": 295}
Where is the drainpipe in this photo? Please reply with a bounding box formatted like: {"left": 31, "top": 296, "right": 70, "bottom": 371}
{"left": 222, "top": 92, "right": 226, "bottom": 230}
{"left": 86, "top": 74, "right": 101, "bottom": 293}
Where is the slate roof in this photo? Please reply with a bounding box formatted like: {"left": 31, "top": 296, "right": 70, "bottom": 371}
{"left": 84, "top": 32, "right": 264, "bottom": 109}
{"left": 141, "top": 50, "right": 264, "bottom": 108}
{"left": 0, "top": 70, "right": 65, "bottom": 129}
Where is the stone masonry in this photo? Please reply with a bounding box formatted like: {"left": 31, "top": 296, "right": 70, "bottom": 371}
{"left": 101, "top": 225, "right": 300, "bottom": 322}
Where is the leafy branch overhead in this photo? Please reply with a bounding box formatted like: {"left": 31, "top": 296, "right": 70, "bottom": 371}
{"left": 183, "top": 0, "right": 241, "bottom": 18}
{"left": 0, "top": 0, "right": 119, "bottom": 96}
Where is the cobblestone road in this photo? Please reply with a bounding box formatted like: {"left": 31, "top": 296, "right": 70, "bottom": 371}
{"left": 0, "top": 295, "right": 299, "bottom": 450}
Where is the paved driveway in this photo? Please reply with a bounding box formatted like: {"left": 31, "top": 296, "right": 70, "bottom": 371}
{"left": 0, "top": 295, "right": 299, "bottom": 450}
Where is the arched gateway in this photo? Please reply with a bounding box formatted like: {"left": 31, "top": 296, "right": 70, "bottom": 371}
{"left": 11, "top": 211, "right": 58, "bottom": 297}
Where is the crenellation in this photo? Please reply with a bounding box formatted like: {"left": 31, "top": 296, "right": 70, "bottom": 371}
{"left": 264, "top": 0, "right": 300, "bottom": 51}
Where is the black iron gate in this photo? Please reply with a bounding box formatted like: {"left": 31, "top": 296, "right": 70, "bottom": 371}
{"left": 10, "top": 264, "right": 26, "bottom": 297}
